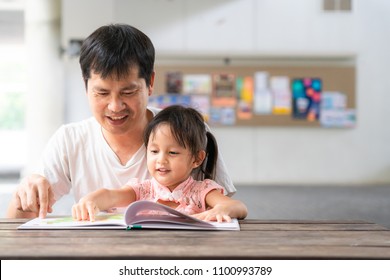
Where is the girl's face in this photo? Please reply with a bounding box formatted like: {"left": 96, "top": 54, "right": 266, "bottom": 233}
{"left": 146, "top": 124, "right": 205, "bottom": 191}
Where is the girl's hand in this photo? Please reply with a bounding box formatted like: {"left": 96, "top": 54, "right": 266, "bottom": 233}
{"left": 198, "top": 189, "right": 248, "bottom": 222}
{"left": 71, "top": 187, "right": 136, "bottom": 222}
{"left": 192, "top": 204, "right": 233, "bottom": 223}
{"left": 72, "top": 198, "right": 100, "bottom": 222}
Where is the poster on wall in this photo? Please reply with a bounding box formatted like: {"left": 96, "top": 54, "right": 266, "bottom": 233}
{"left": 211, "top": 73, "right": 237, "bottom": 107}
{"left": 148, "top": 94, "right": 191, "bottom": 109}
{"left": 236, "top": 76, "right": 254, "bottom": 120}
{"left": 320, "top": 91, "right": 356, "bottom": 128}
{"left": 253, "top": 71, "right": 273, "bottom": 115}
{"left": 190, "top": 95, "right": 211, "bottom": 122}
{"left": 165, "top": 71, "right": 183, "bottom": 94}
{"left": 291, "top": 78, "right": 322, "bottom": 121}
{"left": 183, "top": 74, "right": 211, "bottom": 95}
{"left": 209, "top": 107, "right": 236, "bottom": 126}
{"left": 270, "top": 76, "right": 291, "bottom": 115}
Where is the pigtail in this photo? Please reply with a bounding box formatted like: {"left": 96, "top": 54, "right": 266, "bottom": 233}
{"left": 203, "top": 131, "right": 218, "bottom": 180}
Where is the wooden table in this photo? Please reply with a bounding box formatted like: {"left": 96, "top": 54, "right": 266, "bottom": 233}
{"left": 1, "top": 219, "right": 390, "bottom": 259}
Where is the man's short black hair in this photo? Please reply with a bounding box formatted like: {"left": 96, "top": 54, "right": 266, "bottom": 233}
{"left": 79, "top": 24, "right": 155, "bottom": 87}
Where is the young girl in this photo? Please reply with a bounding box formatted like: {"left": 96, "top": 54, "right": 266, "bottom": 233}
{"left": 72, "top": 105, "right": 248, "bottom": 222}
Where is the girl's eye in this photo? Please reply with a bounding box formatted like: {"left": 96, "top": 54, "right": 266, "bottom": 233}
{"left": 149, "top": 150, "right": 158, "bottom": 154}
{"left": 169, "top": 151, "right": 179, "bottom": 155}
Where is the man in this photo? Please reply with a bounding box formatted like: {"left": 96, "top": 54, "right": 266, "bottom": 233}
{"left": 7, "top": 24, "right": 235, "bottom": 219}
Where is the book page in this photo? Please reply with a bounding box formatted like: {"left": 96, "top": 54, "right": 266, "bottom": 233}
{"left": 124, "top": 200, "right": 240, "bottom": 230}
{"left": 18, "top": 213, "right": 126, "bottom": 229}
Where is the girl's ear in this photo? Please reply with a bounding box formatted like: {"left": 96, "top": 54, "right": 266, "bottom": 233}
{"left": 193, "top": 150, "right": 206, "bottom": 168}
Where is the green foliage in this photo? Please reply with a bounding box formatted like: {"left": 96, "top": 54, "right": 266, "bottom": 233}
{"left": 0, "top": 92, "right": 25, "bottom": 130}
{"left": 0, "top": 55, "right": 26, "bottom": 130}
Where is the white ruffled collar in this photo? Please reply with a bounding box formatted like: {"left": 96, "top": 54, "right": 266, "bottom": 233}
{"left": 151, "top": 176, "right": 193, "bottom": 204}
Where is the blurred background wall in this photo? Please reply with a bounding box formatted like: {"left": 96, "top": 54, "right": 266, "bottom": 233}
{"left": 1, "top": 0, "right": 390, "bottom": 187}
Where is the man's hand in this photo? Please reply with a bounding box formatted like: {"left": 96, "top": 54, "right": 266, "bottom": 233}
{"left": 7, "top": 174, "right": 55, "bottom": 218}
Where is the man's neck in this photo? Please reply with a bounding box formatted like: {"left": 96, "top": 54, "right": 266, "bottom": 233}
{"left": 102, "top": 112, "right": 151, "bottom": 165}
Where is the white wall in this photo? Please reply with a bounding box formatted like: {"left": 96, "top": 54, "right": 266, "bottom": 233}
{"left": 61, "top": 0, "right": 390, "bottom": 186}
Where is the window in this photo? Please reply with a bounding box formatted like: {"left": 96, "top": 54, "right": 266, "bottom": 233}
{"left": 0, "top": 7, "right": 26, "bottom": 177}
{"left": 0, "top": 46, "right": 26, "bottom": 130}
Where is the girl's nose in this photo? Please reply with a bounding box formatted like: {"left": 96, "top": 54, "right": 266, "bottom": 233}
{"left": 157, "top": 153, "right": 168, "bottom": 163}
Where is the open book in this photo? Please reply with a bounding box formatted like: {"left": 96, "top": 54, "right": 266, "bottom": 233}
{"left": 18, "top": 200, "right": 240, "bottom": 231}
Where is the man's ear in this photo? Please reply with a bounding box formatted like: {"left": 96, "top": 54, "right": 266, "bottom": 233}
{"left": 193, "top": 150, "right": 206, "bottom": 168}
{"left": 148, "top": 71, "right": 155, "bottom": 96}
{"left": 84, "top": 78, "right": 88, "bottom": 92}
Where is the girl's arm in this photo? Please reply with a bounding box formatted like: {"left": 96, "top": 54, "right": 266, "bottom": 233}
{"left": 72, "top": 186, "right": 136, "bottom": 222}
{"left": 193, "top": 189, "right": 248, "bottom": 222}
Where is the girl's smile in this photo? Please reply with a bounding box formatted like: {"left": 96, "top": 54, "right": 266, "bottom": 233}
{"left": 147, "top": 123, "right": 202, "bottom": 191}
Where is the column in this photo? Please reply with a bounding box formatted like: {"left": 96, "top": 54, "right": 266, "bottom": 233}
{"left": 23, "top": 0, "right": 63, "bottom": 176}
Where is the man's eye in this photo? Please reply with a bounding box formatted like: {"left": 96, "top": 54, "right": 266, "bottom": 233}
{"left": 96, "top": 91, "right": 108, "bottom": 96}
{"left": 122, "top": 90, "right": 137, "bottom": 96}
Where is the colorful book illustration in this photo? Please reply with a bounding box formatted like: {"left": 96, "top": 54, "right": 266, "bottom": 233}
{"left": 292, "top": 78, "right": 322, "bottom": 121}
{"left": 18, "top": 200, "right": 240, "bottom": 231}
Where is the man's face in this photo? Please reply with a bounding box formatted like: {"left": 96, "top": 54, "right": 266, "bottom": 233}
{"left": 86, "top": 67, "right": 154, "bottom": 136}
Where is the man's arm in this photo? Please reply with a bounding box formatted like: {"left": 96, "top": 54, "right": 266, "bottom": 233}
{"left": 6, "top": 174, "right": 55, "bottom": 219}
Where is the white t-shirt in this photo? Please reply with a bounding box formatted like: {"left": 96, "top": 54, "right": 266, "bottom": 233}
{"left": 38, "top": 107, "right": 236, "bottom": 203}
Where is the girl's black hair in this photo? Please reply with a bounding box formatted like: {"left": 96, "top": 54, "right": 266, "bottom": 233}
{"left": 79, "top": 24, "right": 155, "bottom": 87}
{"left": 144, "top": 105, "right": 218, "bottom": 180}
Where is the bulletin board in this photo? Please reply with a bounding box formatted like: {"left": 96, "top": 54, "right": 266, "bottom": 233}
{"left": 152, "top": 63, "right": 355, "bottom": 127}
